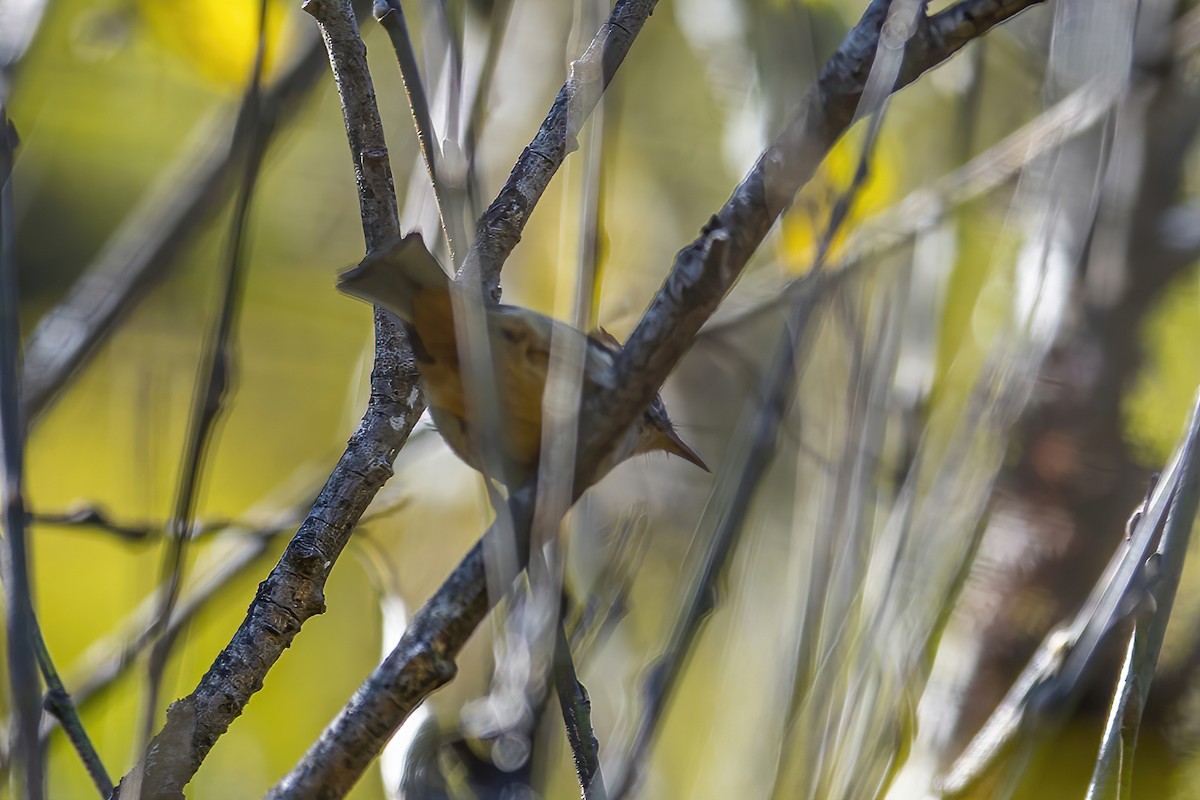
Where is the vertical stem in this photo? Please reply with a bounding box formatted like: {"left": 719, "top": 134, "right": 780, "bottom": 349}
{"left": 0, "top": 111, "right": 45, "bottom": 800}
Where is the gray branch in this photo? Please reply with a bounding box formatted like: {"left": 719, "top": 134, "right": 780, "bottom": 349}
{"left": 461, "top": 0, "right": 659, "bottom": 296}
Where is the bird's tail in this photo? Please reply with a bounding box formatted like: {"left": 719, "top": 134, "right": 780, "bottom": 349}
{"left": 337, "top": 232, "right": 449, "bottom": 322}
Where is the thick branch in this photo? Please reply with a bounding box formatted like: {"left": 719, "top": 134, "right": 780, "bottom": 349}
{"left": 264, "top": 496, "right": 529, "bottom": 799}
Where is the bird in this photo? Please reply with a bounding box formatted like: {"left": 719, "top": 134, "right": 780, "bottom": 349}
{"left": 337, "top": 233, "right": 707, "bottom": 486}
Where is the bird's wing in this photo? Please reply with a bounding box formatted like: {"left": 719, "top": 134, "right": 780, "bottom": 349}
{"left": 486, "top": 306, "right": 616, "bottom": 414}
{"left": 487, "top": 306, "right": 556, "bottom": 427}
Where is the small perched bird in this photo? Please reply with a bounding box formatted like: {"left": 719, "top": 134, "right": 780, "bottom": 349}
{"left": 338, "top": 233, "right": 707, "bottom": 485}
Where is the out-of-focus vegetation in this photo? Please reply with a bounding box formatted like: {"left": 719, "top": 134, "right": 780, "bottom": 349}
{"left": 4, "top": 0, "right": 1200, "bottom": 798}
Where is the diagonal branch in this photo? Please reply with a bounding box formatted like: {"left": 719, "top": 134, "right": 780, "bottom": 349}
{"left": 580, "top": 0, "right": 1046, "bottom": 472}
{"left": 461, "top": 0, "right": 660, "bottom": 296}
{"left": 611, "top": 272, "right": 832, "bottom": 800}
{"left": 268, "top": 1, "right": 1048, "bottom": 797}
{"left": 1086, "top": 391, "right": 1200, "bottom": 799}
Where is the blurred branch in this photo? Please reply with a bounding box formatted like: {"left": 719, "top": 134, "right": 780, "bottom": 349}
{"left": 463, "top": 0, "right": 516, "bottom": 215}
{"left": 0, "top": 0, "right": 50, "bottom": 89}
{"left": 618, "top": 0, "right": 921, "bottom": 781}
{"left": 1, "top": 107, "right": 46, "bottom": 800}
{"left": 461, "top": 0, "right": 659, "bottom": 296}
{"left": 141, "top": 0, "right": 271, "bottom": 749}
{"left": 1173, "top": 4, "right": 1200, "bottom": 55}
{"left": 269, "top": 2, "right": 1046, "bottom": 797}
{"left": 18, "top": 20, "right": 331, "bottom": 421}
{"left": 936, "top": 412, "right": 1198, "bottom": 798}
{"left": 934, "top": 2, "right": 1200, "bottom": 783}
{"left": 611, "top": 273, "right": 831, "bottom": 800}
{"left": 566, "top": 516, "right": 648, "bottom": 659}
{"left": 376, "top": 0, "right": 469, "bottom": 261}
{"left": 703, "top": 80, "right": 1116, "bottom": 338}
{"left": 551, "top": 9, "right": 612, "bottom": 791}
{"left": 1086, "top": 391, "right": 1200, "bottom": 800}
{"left": 577, "top": 0, "right": 1045, "bottom": 477}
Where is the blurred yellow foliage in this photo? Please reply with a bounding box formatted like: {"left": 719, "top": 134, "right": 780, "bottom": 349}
{"left": 1126, "top": 268, "right": 1200, "bottom": 463}
{"left": 138, "top": 0, "right": 298, "bottom": 89}
{"left": 778, "top": 126, "right": 900, "bottom": 272}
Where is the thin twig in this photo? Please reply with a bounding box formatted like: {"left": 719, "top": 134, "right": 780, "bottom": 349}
{"left": 31, "top": 623, "right": 113, "bottom": 797}
{"left": 0, "top": 514, "right": 296, "bottom": 779}
{"left": 27, "top": 505, "right": 248, "bottom": 544}
{"left": 0, "top": 104, "right": 46, "bottom": 800}
{"left": 548, "top": 22, "right": 613, "bottom": 789}
{"left": 376, "top": 0, "right": 469, "bottom": 261}
{"left": 268, "top": 3, "right": 1047, "bottom": 797}
{"left": 1085, "top": 391, "right": 1200, "bottom": 800}
{"left": 554, "top": 622, "right": 608, "bottom": 800}
{"left": 5, "top": 48, "right": 108, "bottom": 794}
{"left": 937, "top": 425, "right": 1194, "bottom": 797}
{"left": 7, "top": 47, "right": 111, "bottom": 791}
{"left": 461, "top": 0, "right": 661, "bottom": 296}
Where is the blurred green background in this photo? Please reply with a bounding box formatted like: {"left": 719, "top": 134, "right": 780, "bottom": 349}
{"left": 7, "top": 0, "right": 1200, "bottom": 798}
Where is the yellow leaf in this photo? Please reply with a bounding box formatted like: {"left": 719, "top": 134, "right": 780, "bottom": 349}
{"left": 779, "top": 125, "right": 900, "bottom": 273}
{"left": 139, "top": 0, "right": 297, "bottom": 89}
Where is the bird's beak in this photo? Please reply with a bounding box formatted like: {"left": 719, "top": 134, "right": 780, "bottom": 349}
{"left": 662, "top": 428, "right": 709, "bottom": 472}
